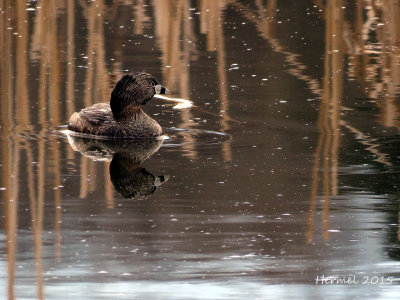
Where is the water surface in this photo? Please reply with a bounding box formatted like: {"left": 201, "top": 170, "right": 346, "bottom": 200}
{"left": 1, "top": 1, "right": 400, "bottom": 299}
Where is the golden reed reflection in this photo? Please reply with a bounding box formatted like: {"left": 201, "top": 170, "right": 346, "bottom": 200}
{"left": 316, "top": 0, "right": 344, "bottom": 242}
{"left": 1, "top": 1, "right": 236, "bottom": 295}
{"left": 154, "top": 0, "right": 199, "bottom": 159}
{"left": 307, "top": 0, "right": 400, "bottom": 242}
{"left": 231, "top": 0, "right": 400, "bottom": 242}
{"left": 1, "top": 1, "right": 18, "bottom": 299}
{"left": 78, "top": 0, "right": 115, "bottom": 206}
{"left": 3, "top": 2, "right": 237, "bottom": 295}
{"left": 199, "top": 0, "right": 232, "bottom": 161}
{"left": 233, "top": 0, "right": 400, "bottom": 242}
{"left": 153, "top": 0, "right": 233, "bottom": 161}
{"left": 2, "top": 1, "right": 400, "bottom": 298}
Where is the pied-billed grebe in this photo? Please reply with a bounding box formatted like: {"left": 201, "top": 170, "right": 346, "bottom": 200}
{"left": 68, "top": 72, "right": 168, "bottom": 137}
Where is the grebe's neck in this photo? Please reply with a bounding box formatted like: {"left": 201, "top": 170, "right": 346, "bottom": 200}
{"left": 112, "top": 104, "right": 141, "bottom": 121}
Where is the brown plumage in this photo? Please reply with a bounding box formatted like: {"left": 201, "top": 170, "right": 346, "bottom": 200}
{"left": 68, "top": 72, "right": 168, "bottom": 138}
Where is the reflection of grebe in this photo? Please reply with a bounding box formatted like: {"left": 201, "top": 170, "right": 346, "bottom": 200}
{"left": 110, "top": 152, "right": 168, "bottom": 200}
{"left": 67, "top": 134, "right": 169, "bottom": 200}
{"left": 68, "top": 72, "right": 169, "bottom": 137}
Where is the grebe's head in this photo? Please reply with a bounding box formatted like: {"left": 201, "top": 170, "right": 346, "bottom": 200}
{"left": 110, "top": 72, "right": 168, "bottom": 118}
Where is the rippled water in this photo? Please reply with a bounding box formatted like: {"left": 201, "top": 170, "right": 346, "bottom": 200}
{"left": 1, "top": 1, "right": 400, "bottom": 299}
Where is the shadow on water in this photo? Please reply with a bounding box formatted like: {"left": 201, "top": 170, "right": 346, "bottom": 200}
{"left": 1, "top": 0, "right": 400, "bottom": 299}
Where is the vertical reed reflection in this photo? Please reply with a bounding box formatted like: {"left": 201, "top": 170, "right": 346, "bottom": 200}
{"left": 1, "top": 1, "right": 17, "bottom": 299}
{"left": 307, "top": 0, "right": 400, "bottom": 241}
{"left": 33, "top": 0, "right": 47, "bottom": 292}
{"left": 153, "top": 0, "right": 233, "bottom": 161}
{"left": 16, "top": 0, "right": 29, "bottom": 128}
{"left": 230, "top": 1, "right": 398, "bottom": 243}
{"left": 133, "top": 0, "right": 145, "bottom": 35}
{"left": 347, "top": 3, "right": 398, "bottom": 158}
{"left": 2, "top": 1, "right": 400, "bottom": 297}
{"left": 341, "top": 0, "right": 400, "bottom": 238}
{"left": 48, "top": 0, "right": 63, "bottom": 262}
{"left": 34, "top": 1, "right": 59, "bottom": 292}
{"left": 78, "top": 0, "right": 115, "bottom": 205}
{"left": 153, "top": 0, "right": 199, "bottom": 159}
{"left": 235, "top": 0, "right": 397, "bottom": 242}
{"left": 201, "top": 0, "right": 232, "bottom": 161}
{"left": 66, "top": 0, "right": 76, "bottom": 160}
{"left": 19, "top": 0, "right": 47, "bottom": 297}
{"left": 214, "top": 1, "right": 232, "bottom": 162}
{"left": 31, "top": 137, "right": 45, "bottom": 300}
{"left": 323, "top": 0, "right": 343, "bottom": 241}
{"left": 1, "top": 2, "right": 238, "bottom": 294}
{"left": 306, "top": 0, "right": 344, "bottom": 242}
{"left": 3, "top": 141, "right": 18, "bottom": 300}
{"left": 344, "top": 0, "right": 400, "bottom": 131}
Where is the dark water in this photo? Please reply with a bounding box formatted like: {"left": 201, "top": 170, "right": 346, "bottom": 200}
{"left": 1, "top": 0, "right": 400, "bottom": 299}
